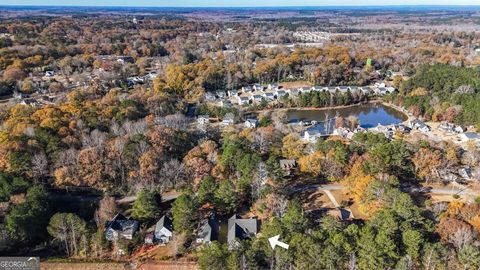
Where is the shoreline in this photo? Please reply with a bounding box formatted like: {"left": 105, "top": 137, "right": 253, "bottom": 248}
{"left": 252, "top": 100, "right": 410, "bottom": 122}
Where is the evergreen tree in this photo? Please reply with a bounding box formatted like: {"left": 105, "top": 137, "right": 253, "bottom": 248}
{"left": 131, "top": 190, "right": 159, "bottom": 221}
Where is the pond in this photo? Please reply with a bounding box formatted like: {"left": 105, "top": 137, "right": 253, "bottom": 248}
{"left": 287, "top": 103, "right": 407, "bottom": 128}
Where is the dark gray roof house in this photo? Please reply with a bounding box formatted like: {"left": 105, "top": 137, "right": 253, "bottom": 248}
{"left": 227, "top": 214, "right": 257, "bottom": 248}
{"left": 279, "top": 159, "right": 296, "bottom": 170}
{"left": 196, "top": 214, "right": 219, "bottom": 244}
{"left": 154, "top": 216, "right": 173, "bottom": 244}
{"left": 105, "top": 213, "right": 139, "bottom": 241}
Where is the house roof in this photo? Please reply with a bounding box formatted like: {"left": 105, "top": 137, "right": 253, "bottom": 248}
{"left": 279, "top": 159, "right": 296, "bottom": 169}
{"left": 227, "top": 215, "right": 257, "bottom": 244}
{"left": 305, "top": 123, "right": 332, "bottom": 137}
{"left": 462, "top": 132, "right": 480, "bottom": 140}
{"left": 105, "top": 213, "right": 138, "bottom": 235}
{"left": 155, "top": 215, "right": 173, "bottom": 234}
{"left": 197, "top": 215, "right": 219, "bottom": 242}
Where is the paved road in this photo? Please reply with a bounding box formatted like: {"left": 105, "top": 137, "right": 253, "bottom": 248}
{"left": 288, "top": 184, "right": 343, "bottom": 193}
{"left": 116, "top": 192, "right": 181, "bottom": 204}
{"left": 323, "top": 190, "right": 340, "bottom": 208}
{"left": 429, "top": 187, "right": 477, "bottom": 196}
{"left": 289, "top": 183, "right": 478, "bottom": 198}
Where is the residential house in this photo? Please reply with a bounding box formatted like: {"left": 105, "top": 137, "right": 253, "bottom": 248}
{"left": 144, "top": 233, "right": 155, "bottom": 244}
{"left": 197, "top": 115, "right": 210, "bottom": 125}
{"left": 333, "top": 127, "right": 353, "bottom": 138}
{"left": 297, "top": 87, "right": 310, "bottom": 94}
{"left": 337, "top": 86, "right": 349, "bottom": 93}
{"left": 20, "top": 98, "right": 40, "bottom": 107}
{"left": 154, "top": 216, "right": 173, "bottom": 244}
{"left": 204, "top": 92, "right": 216, "bottom": 101}
{"left": 454, "top": 126, "right": 466, "bottom": 133}
{"left": 196, "top": 215, "right": 219, "bottom": 244}
{"left": 268, "top": 83, "right": 279, "bottom": 90}
{"left": 375, "top": 87, "right": 395, "bottom": 95}
{"left": 146, "top": 72, "right": 158, "bottom": 80}
{"left": 249, "top": 94, "right": 263, "bottom": 103}
{"left": 45, "top": 70, "right": 55, "bottom": 77}
{"left": 263, "top": 92, "right": 275, "bottom": 101}
{"left": 105, "top": 213, "right": 139, "bottom": 241}
{"left": 227, "top": 90, "right": 239, "bottom": 97}
{"left": 244, "top": 119, "right": 259, "bottom": 128}
{"left": 275, "top": 89, "right": 286, "bottom": 99}
{"left": 215, "top": 91, "right": 227, "bottom": 99}
{"left": 286, "top": 88, "right": 299, "bottom": 97}
{"left": 237, "top": 96, "right": 250, "bottom": 106}
{"left": 437, "top": 169, "right": 458, "bottom": 183}
{"left": 303, "top": 124, "right": 332, "bottom": 143}
{"left": 222, "top": 113, "right": 235, "bottom": 126}
{"left": 253, "top": 84, "right": 263, "bottom": 91}
{"left": 227, "top": 214, "right": 258, "bottom": 248}
{"left": 439, "top": 122, "right": 455, "bottom": 133}
{"left": 459, "top": 167, "right": 473, "bottom": 181}
{"left": 392, "top": 124, "right": 411, "bottom": 134}
{"left": 459, "top": 132, "right": 480, "bottom": 143}
{"left": 218, "top": 99, "right": 232, "bottom": 107}
{"left": 311, "top": 86, "right": 323, "bottom": 92}
{"left": 13, "top": 91, "right": 29, "bottom": 99}
{"left": 359, "top": 86, "right": 372, "bottom": 94}
{"left": 409, "top": 119, "right": 431, "bottom": 132}
{"left": 241, "top": 86, "right": 253, "bottom": 93}
{"left": 279, "top": 159, "right": 296, "bottom": 175}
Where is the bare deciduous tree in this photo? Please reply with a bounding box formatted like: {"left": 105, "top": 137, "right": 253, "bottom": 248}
{"left": 31, "top": 151, "right": 48, "bottom": 182}
{"left": 95, "top": 196, "right": 118, "bottom": 227}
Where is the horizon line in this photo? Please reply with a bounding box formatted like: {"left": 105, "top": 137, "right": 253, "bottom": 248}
{"left": 2, "top": 4, "right": 480, "bottom": 8}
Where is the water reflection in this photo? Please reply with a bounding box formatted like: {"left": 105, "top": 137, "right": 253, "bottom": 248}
{"left": 287, "top": 103, "right": 407, "bottom": 128}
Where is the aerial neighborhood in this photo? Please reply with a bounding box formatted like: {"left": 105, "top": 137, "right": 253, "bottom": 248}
{"left": 2, "top": 5, "right": 480, "bottom": 270}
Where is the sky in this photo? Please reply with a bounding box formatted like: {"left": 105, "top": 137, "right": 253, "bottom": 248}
{"left": 4, "top": 0, "right": 480, "bottom": 7}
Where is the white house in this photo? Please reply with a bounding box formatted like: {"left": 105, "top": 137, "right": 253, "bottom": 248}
{"left": 409, "top": 119, "right": 431, "bottom": 132}
{"left": 337, "top": 86, "right": 349, "bottom": 93}
{"left": 298, "top": 87, "right": 311, "bottom": 94}
{"left": 215, "top": 91, "right": 227, "bottom": 99}
{"left": 45, "top": 70, "right": 55, "bottom": 77}
{"left": 349, "top": 86, "right": 359, "bottom": 93}
{"left": 286, "top": 88, "right": 299, "bottom": 97}
{"left": 197, "top": 115, "right": 210, "bottom": 125}
{"left": 204, "top": 92, "right": 216, "bottom": 101}
{"left": 253, "top": 84, "right": 263, "bottom": 91}
{"left": 244, "top": 119, "right": 259, "bottom": 128}
{"left": 154, "top": 216, "right": 173, "bottom": 244}
{"left": 237, "top": 96, "right": 250, "bottom": 106}
{"left": 249, "top": 94, "right": 263, "bottom": 103}
{"left": 227, "top": 90, "right": 239, "bottom": 97}
{"left": 268, "top": 83, "right": 279, "bottom": 90}
{"left": 263, "top": 92, "right": 275, "bottom": 101}
{"left": 242, "top": 86, "right": 253, "bottom": 93}
{"left": 303, "top": 126, "right": 330, "bottom": 143}
{"left": 275, "top": 89, "right": 286, "bottom": 98}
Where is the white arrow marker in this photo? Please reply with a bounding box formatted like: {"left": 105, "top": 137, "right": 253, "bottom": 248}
{"left": 268, "top": 235, "right": 289, "bottom": 250}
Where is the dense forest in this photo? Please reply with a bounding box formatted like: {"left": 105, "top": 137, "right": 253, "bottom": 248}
{"left": 397, "top": 64, "right": 480, "bottom": 128}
